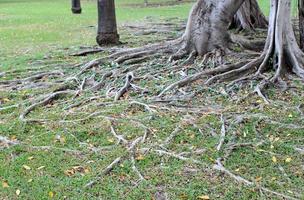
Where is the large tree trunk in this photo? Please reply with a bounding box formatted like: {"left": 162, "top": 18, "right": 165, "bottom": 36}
{"left": 71, "top": 0, "right": 82, "bottom": 14}
{"left": 173, "top": 0, "right": 245, "bottom": 57}
{"left": 207, "top": 0, "right": 304, "bottom": 86}
{"left": 299, "top": 0, "right": 304, "bottom": 50}
{"left": 259, "top": 0, "right": 304, "bottom": 81}
{"left": 96, "top": 0, "right": 120, "bottom": 46}
{"left": 230, "top": 0, "right": 268, "bottom": 30}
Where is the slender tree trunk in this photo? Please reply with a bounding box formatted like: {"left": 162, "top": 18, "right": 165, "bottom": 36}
{"left": 96, "top": 0, "right": 120, "bottom": 46}
{"left": 299, "top": 0, "right": 304, "bottom": 50}
{"left": 231, "top": 0, "right": 268, "bottom": 30}
{"left": 71, "top": 0, "right": 82, "bottom": 14}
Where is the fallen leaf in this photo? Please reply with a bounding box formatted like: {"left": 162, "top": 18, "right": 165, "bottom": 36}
{"left": 135, "top": 154, "right": 145, "bottom": 161}
{"left": 64, "top": 166, "right": 89, "bottom": 177}
{"left": 255, "top": 176, "right": 262, "bottom": 182}
{"left": 272, "top": 156, "right": 277, "bottom": 163}
{"left": 198, "top": 195, "right": 210, "bottom": 200}
{"left": 27, "top": 179, "right": 33, "bottom": 183}
{"left": 285, "top": 157, "right": 292, "bottom": 163}
{"left": 64, "top": 169, "right": 75, "bottom": 177}
{"left": 37, "top": 166, "right": 45, "bottom": 170}
{"left": 107, "top": 138, "right": 115, "bottom": 143}
{"left": 2, "top": 98, "right": 10, "bottom": 102}
{"left": 16, "top": 189, "right": 21, "bottom": 196}
{"left": 10, "top": 135, "right": 17, "bottom": 141}
{"left": 49, "top": 191, "right": 54, "bottom": 198}
{"left": 2, "top": 181, "right": 9, "bottom": 188}
{"left": 27, "top": 156, "right": 34, "bottom": 160}
{"left": 22, "top": 165, "right": 31, "bottom": 170}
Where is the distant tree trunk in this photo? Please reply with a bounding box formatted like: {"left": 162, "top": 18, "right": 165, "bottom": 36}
{"left": 299, "top": 0, "right": 304, "bottom": 50}
{"left": 96, "top": 0, "right": 120, "bottom": 45}
{"left": 144, "top": 0, "right": 148, "bottom": 6}
{"left": 71, "top": 0, "right": 82, "bottom": 14}
{"left": 230, "top": 0, "right": 268, "bottom": 30}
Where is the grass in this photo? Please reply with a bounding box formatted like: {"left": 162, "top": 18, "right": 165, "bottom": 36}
{"left": 1, "top": 0, "right": 304, "bottom": 200}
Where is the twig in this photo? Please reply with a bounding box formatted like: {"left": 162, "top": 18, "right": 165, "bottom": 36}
{"left": 160, "top": 125, "right": 181, "bottom": 147}
{"left": 254, "top": 85, "right": 270, "bottom": 104}
{"left": 110, "top": 123, "right": 128, "bottom": 145}
{"left": 85, "top": 157, "right": 122, "bottom": 188}
{"left": 0, "top": 136, "right": 19, "bottom": 150}
{"left": 129, "top": 101, "right": 157, "bottom": 114}
{"left": 216, "top": 115, "right": 226, "bottom": 151}
{"left": 20, "top": 90, "right": 74, "bottom": 122}
{"left": 70, "top": 48, "right": 104, "bottom": 56}
{"left": 213, "top": 159, "right": 299, "bottom": 200}
{"left": 114, "top": 72, "right": 134, "bottom": 101}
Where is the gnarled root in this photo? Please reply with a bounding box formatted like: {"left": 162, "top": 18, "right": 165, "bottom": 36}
{"left": 159, "top": 0, "right": 304, "bottom": 97}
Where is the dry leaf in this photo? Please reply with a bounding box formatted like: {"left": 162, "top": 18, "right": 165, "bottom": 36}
{"left": 198, "top": 195, "right": 210, "bottom": 200}
{"left": 2, "top": 181, "right": 9, "bottom": 188}
{"left": 16, "top": 189, "right": 21, "bottom": 196}
{"left": 64, "top": 166, "right": 89, "bottom": 177}
{"left": 285, "top": 157, "right": 292, "bottom": 163}
{"left": 272, "top": 156, "right": 277, "bottom": 163}
{"left": 49, "top": 191, "right": 54, "bottom": 198}
{"left": 64, "top": 169, "right": 75, "bottom": 177}
{"left": 27, "top": 156, "right": 34, "bottom": 160}
{"left": 255, "top": 176, "right": 262, "bottom": 182}
{"left": 135, "top": 154, "right": 145, "bottom": 161}
{"left": 27, "top": 179, "right": 33, "bottom": 183}
{"left": 107, "top": 138, "right": 114, "bottom": 143}
{"left": 37, "top": 166, "right": 45, "bottom": 170}
{"left": 22, "top": 165, "right": 31, "bottom": 170}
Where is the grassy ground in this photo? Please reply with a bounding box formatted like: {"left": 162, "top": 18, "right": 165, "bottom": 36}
{"left": 1, "top": 0, "right": 304, "bottom": 200}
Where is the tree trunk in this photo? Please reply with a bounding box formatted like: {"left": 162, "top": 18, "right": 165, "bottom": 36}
{"left": 209, "top": 0, "right": 304, "bottom": 85}
{"left": 96, "top": 0, "right": 120, "bottom": 46}
{"left": 299, "top": 0, "right": 304, "bottom": 50}
{"left": 71, "top": 0, "right": 82, "bottom": 14}
{"left": 230, "top": 0, "right": 268, "bottom": 30}
{"left": 173, "top": 0, "right": 245, "bottom": 57}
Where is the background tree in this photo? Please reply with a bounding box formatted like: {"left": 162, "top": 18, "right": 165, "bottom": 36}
{"left": 231, "top": 0, "right": 268, "bottom": 30}
{"left": 71, "top": 0, "right": 82, "bottom": 14}
{"left": 299, "top": 0, "right": 304, "bottom": 50}
{"left": 96, "top": 0, "right": 120, "bottom": 45}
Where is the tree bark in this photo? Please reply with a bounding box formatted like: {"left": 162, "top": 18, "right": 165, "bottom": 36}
{"left": 71, "top": 0, "right": 82, "bottom": 14}
{"left": 174, "top": 0, "right": 245, "bottom": 57}
{"left": 96, "top": 0, "right": 120, "bottom": 46}
{"left": 299, "top": 0, "right": 304, "bottom": 50}
{"left": 230, "top": 0, "right": 268, "bottom": 30}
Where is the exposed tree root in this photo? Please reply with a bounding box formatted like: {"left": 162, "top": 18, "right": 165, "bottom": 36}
{"left": 213, "top": 159, "right": 299, "bottom": 200}
{"left": 20, "top": 90, "right": 75, "bottom": 122}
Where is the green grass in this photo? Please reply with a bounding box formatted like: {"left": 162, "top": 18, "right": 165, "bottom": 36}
{"left": 1, "top": 0, "right": 304, "bottom": 200}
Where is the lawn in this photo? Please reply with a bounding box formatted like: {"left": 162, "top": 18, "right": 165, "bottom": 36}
{"left": 0, "top": 0, "right": 304, "bottom": 200}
